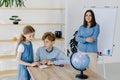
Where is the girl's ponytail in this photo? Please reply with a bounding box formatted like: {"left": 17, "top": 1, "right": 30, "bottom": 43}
{"left": 18, "top": 34, "right": 26, "bottom": 46}
{"left": 16, "top": 34, "right": 26, "bottom": 55}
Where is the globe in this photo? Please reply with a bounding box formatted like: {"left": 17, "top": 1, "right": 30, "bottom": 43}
{"left": 70, "top": 52, "right": 90, "bottom": 79}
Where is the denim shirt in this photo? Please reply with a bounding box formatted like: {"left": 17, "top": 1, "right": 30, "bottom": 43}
{"left": 75, "top": 23, "right": 100, "bottom": 53}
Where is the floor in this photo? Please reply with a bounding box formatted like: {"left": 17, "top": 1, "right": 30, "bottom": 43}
{"left": 0, "top": 76, "right": 17, "bottom": 80}
{"left": 97, "top": 63, "right": 120, "bottom": 80}
{"left": 0, "top": 63, "right": 120, "bottom": 80}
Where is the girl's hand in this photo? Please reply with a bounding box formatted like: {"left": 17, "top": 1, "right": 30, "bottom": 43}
{"left": 36, "top": 62, "right": 42, "bottom": 67}
{"left": 30, "top": 62, "right": 37, "bottom": 67}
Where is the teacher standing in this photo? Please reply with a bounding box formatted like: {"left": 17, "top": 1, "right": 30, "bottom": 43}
{"left": 75, "top": 9, "right": 100, "bottom": 73}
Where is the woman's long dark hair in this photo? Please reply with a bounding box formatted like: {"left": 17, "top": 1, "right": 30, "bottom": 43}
{"left": 83, "top": 9, "right": 96, "bottom": 28}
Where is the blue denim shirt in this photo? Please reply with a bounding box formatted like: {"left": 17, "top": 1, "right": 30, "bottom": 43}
{"left": 75, "top": 24, "right": 100, "bottom": 53}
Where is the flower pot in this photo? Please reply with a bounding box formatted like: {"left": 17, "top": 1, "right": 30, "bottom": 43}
{"left": 13, "top": 22, "right": 18, "bottom": 24}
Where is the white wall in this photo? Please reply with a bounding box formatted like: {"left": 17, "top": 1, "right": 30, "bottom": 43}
{"left": 0, "top": 0, "right": 65, "bottom": 55}
{"left": 0, "top": 0, "right": 120, "bottom": 70}
{"left": 0, "top": 0, "right": 66, "bottom": 70}
{"left": 67, "top": 0, "right": 120, "bottom": 63}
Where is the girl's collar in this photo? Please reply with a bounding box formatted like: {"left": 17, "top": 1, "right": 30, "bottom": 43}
{"left": 23, "top": 41, "right": 31, "bottom": 45}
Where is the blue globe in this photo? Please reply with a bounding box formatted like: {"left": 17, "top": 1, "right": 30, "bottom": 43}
{"left": 70, "top": 52, "right": 90, "bottom": 71}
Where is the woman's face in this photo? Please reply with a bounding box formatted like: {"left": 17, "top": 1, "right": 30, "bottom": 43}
{"left": 85, "top": 12, "right": 92, "bottom": 23}
{"left": 24, "top": 32, "right": 35, "bottom": 42}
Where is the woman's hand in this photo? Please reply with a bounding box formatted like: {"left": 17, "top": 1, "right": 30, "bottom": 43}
{"left": 86, "top": 37, "right": 95, "bottom": 42}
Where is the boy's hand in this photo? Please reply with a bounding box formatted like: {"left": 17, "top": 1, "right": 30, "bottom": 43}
{"left": 40, "top": 60, "right": 48, "bottom": 65}
{"left": 47, "top": 61, "right": 54, "bottom": 66}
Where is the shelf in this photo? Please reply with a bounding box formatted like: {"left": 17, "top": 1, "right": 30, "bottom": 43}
{"left": 0, "top": 55, "right": 16, "bottom": 60}
{"left": 0, "top": 8, "right": 65, "bottom": 10}
{"left": 0, "top": 38, "right": 64, "bottom": 43}
{"left": 0, "top": 23, "right": 65, "bottom": 27}
{"left": 34, "top": 38, "right": 64, "bottom": 42}
{"left": 0, "top": 70, "right": 17, "bottom": 77}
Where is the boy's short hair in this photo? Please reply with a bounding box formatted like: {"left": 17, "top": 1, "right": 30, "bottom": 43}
{"left": 42, "top": 32, "right": 56, "bottom": 41}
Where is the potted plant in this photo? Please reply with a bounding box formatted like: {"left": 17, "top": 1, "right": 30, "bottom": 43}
{"left": 9, "top": 15, "right": 21, "bottom": 24}
{"left": 0, "top": 0, "right": 25, "bottom": 7}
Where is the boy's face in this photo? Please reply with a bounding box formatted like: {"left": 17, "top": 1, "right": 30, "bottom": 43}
{"left": 44, "top": 38, "right": 55, "bottom": 50}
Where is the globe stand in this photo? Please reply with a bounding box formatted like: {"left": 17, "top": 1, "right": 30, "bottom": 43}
{"left": 70, "top": 52, "right": 90, "bottom": 79}
{"left": 76, "top": 70, "right": 88, "bottom": 79}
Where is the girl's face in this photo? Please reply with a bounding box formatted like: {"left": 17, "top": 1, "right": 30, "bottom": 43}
{"left": 24, "top": 32, "right": 35, "bottom": 42}
{"left": 85, "top": 12, "right": 92, "bottom": 23}
{"left": 44, "top": 38, "right": 54, "bottom": 50}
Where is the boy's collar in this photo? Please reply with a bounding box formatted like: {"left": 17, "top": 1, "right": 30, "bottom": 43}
{"left": 46, "top": 47, "right": 53, "bottom": 53}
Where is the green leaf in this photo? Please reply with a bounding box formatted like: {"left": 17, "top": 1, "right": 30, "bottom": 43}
{"left": 12, "top": 15, "right": 18, "bottom": 18}
{"left": 0, "top": 0, "right": 25, "bottom": 7}
{"left": 0, "top": 0, "right": 5, "bottom": 7}
{"left": 9, "top": 0, "right": 13, "bottom": 7}
{"left": 15, "top": 0, "right": 19, "bottom": 7}
{"left": 11, "top": 0, "right": 14, "bottom": 6}
{"left": 9, "top": 18, "right": 15, "bottom": 20}
{"left": 15, "top": 19, "right": 21, "bottom": 21}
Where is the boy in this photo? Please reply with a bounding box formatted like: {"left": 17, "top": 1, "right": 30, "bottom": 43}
{"left": 35, "top": 32, "right": 70, "bottom": 66}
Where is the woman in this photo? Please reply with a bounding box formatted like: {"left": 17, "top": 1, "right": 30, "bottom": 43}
{"left": 75, "top": 9, "right": 100, "bottom": 73}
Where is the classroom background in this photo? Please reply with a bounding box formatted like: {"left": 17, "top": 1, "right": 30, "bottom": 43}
{"left": 0, "top": 0, "right": 120, "bottom": 80}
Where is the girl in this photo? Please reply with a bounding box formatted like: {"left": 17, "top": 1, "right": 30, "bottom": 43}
{"left": 76, "top": 9, "right": 100, "bottom": 73}
{"left": 16, "top": 25, "right": 37, "bottom": 80}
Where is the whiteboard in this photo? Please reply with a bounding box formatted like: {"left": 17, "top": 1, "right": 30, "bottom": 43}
{"left": 84, "top": 6, "right": 118, "bottom": 55}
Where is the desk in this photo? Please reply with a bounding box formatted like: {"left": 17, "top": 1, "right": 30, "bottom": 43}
{"left": 98, "top": 54, "right": 112, "bottom": 79}
{"left": 27, "top": 65, "right": 105, "bottom": 80}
